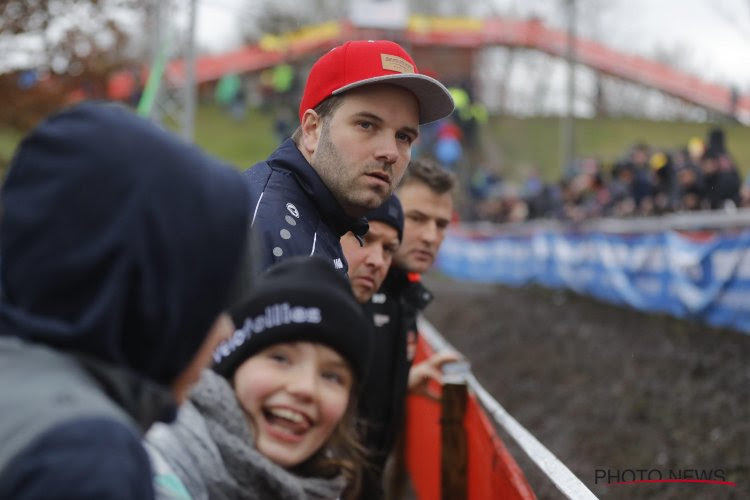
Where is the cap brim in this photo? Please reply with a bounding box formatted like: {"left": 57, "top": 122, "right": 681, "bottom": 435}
{"left": 333, "top": 73, "right": 455, "bottom": 125}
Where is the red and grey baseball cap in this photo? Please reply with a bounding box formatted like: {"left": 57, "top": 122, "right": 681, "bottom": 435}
{"left": 299, "top": 40, "right": 454, "bottom": 125}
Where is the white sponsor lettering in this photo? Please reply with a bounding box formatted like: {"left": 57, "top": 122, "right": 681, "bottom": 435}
{"left": 213, "top": 303, "right": 322, "bottom": 363}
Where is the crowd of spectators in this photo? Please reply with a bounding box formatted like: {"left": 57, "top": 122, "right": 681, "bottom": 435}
{"left": 468, "top": 128, "right": 747, "bottom": 223}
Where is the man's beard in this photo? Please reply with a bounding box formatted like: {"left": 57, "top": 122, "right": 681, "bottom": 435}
{"left": 313, "top": 124, "right": 393, "bottom": 216}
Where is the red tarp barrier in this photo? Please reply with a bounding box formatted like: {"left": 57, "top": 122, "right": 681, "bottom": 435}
{"left": 404, "top": 336, "right": 536, "bottom": 499}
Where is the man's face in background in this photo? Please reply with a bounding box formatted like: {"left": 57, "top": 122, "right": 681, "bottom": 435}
{"left": 341, "top": 221, "right": 400, "bottom": 303}
{"left": 394, "top": 182, "right": 453, "bottom": 273}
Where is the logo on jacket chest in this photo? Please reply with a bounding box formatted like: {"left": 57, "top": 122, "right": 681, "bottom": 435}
{"left": 373, "top": 313, "right": 390, "bottom": 327}
{"left": 372, "top": 293, "right": 386, "bottom": 304}
{"left": 286, "top": 202, "right": 300, "bottom": 218}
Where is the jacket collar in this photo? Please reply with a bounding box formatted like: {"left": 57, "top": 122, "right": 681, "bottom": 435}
{"left": 382, "top": 265, "right": 411, "bottom": 294}
{"left": 267, "top": 139, "right": 369, "bottom": 238}
{"left": 382, "top": 266, "right": 434, "bottom": 311}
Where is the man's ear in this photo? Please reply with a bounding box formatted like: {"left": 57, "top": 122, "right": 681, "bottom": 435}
{"left": 300, "top": 109, "right": 322, "bottom": 156}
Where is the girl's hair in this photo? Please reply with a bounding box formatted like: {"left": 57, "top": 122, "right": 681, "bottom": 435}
{"left": 292, "top": 384, "right": 368, "bottom": 500}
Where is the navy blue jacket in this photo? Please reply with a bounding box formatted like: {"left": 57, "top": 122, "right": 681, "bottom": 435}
{"left": 0, "top": 103, "right": 250, "bottom": 499}
{"left": 245, "top": 139, "right": 369, "bottom": 274}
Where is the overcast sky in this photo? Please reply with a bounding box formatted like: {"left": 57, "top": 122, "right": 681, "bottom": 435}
{"left": 195, "top": 0, "right": 750, "bottom": 90}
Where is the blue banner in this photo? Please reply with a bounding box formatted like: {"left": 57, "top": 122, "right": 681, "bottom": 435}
{"left": 437, "top": 228, "right": 750, "bottom": 334}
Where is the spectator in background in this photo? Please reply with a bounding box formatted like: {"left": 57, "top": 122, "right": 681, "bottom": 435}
{"left": 649, "top": 151, "right": 678, "bottom": 214}
{"left": 245, "top": 40, "right": 453, "bottom": 274}
{"left": 340, "top": 196, "right": 404, "bottom": 499}
{"left": 215, "top": 73, "right": 246, "bottom": 121}
{"left": 686, "top": 136, "right": 705, "bottom": 167}
{"left": 341, "top": 195, "right": 403, "bottom": 305}
{"left": 627, "top": 142, "right": 656, "bottom": 214}
{"left": 699, "top": 148, "right": 741, "bottom": 209}
{"left": 448, "top": 84, "right": 487, "bottom": 150}
{"left": 675, "top": 161, "right": 705, "bottom": 211}
{"left": 498, "top": 183, "right": 531, "bottom": 223}
{"left": 700, "top": 128, "right": 741, "bottom": 210}
{"left": 432, "top": 118, "right": 463, "bottom": 172}
{"left": 468, "top": 129, "right": 744, "bottom": 223}
{"left": 467, "top": 162, "right": 504, "bottom": 220}
{"left": 0, "top": 103, "right": 251, "bottom": 499}
{"left": 272, "top": 106, "right": 295, "bottom": 145}
{"left": 560, "top": 157, "right": 608, "bottom": 221}
{"left": 146, "top": 257, "right": 373, "bottom": 500}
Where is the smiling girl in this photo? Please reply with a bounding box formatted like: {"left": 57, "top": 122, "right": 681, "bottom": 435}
{"left": 145, "top": 257, "right": 373, "bottom": 500}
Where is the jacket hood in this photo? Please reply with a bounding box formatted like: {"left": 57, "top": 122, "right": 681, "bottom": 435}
{"left": 0, "top": 102, "right": 250, "bottom": 386}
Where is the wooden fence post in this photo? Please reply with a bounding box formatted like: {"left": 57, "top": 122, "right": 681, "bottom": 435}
{"left": 441, "top": 362, "right": 470, "bottom": 500}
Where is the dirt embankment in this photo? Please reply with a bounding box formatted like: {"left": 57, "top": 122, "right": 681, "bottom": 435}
{"left": 422, "top": 273, "right": 749, "bottom": 500}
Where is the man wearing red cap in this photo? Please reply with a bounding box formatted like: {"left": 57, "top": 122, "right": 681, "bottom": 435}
{"left": 244, "top": 40, "right": 454, "bottom": 274}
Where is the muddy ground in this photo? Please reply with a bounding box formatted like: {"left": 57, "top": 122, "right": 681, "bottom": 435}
{"left": 421, "top": 273, "right": 749, "bottom": 500}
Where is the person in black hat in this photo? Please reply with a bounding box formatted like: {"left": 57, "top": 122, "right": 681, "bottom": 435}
{"left": 700, "top": 128, "right": 741, "bottom": 210}
{"left": 146, "top": 256, "right": 373, "bottom": 500}
{"left": 341, "top": 194, "right": 413, "bottom": 499}
{"left": 0, "top": 102, "right": 251, "bottom": 500}
{"left": 341, "top": 194, "right": 404, "bottom": 304}
{"left": 358, "top": 159, "right": 461, "bottom": 500}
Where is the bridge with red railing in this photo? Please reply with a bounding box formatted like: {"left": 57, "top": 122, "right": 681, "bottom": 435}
{"left": 107, "top": 16, "right": 749, "bottom": 120}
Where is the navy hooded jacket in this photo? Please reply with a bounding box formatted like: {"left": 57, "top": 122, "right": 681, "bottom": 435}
{"left": 0, "top": 103, "right": 250, "bottom": 499}
{"left": 245, "top": 139, "right": 368, "bottom": 274}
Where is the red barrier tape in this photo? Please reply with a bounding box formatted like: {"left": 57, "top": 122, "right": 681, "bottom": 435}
{"left": 404, "top": 336, "right": 536, "bottom": 499}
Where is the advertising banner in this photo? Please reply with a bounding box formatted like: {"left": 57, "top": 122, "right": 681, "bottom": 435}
{"left": 438, "top": 228, "right": 750, "bottom": 334}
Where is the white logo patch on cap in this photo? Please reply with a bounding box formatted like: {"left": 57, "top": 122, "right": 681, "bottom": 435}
{"left": 213, "top": 303, "right": 322, "bottom": 364}
{"left": 381, "top": 54, "right": 414, "bottom": 74}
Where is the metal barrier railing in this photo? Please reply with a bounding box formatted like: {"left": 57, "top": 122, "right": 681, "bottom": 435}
{"left": 460, "top": 208, "right": 750, "bottom": 236}
{"left": 418, "top": 316, "right": 600, "bottom": 500}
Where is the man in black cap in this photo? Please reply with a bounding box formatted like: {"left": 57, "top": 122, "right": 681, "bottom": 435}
{"left": 359, "top": 159, "right": 461, "bottom": 499}
{"left": 342, "top": 189, "right": 459, "bottom": 499}
{"left": 700, "top": 128, "right": 741, "bottom": 210}
{"left": 340, "top": 194, "right": 405, "bottom": 499}
{"left": 341, "top": 194, "right": 404, "bottom": 305}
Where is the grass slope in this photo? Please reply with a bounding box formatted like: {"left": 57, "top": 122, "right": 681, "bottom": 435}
{"left": 191, "top": 105, "right": 276, "bottom": 168}
{"left": 1, "top": 103, "right": 748, "bottom": 182}
{"left": 489, "top": 116, "right": 750, "bottom": 181}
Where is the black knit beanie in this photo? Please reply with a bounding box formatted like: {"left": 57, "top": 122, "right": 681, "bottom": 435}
{"left": 365, "top": 194, "right": 404, "bottom": 242}
{"left": 212, "top": 256, "right": 373, "bottom": 381}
